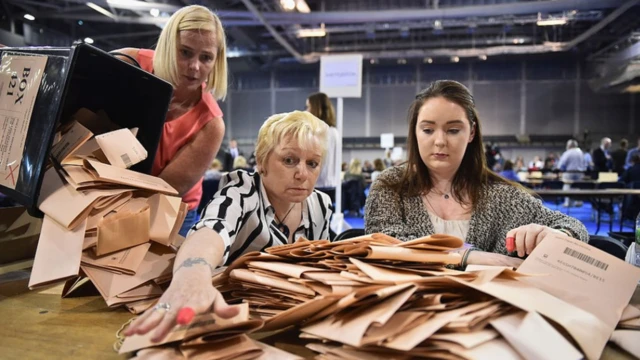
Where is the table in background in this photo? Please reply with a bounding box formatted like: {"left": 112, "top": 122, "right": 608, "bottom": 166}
{"left": 0, "top": 270, "right": 637, "bottom": 359}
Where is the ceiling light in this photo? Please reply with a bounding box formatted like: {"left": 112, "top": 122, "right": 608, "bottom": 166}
{"left": 370, "top": 59, "right": 377, "bottom": 64}
{"left": 84, "top": 37, "right": 94, "bottom": 44}
{"left": 434, "top": 20, "right": 443, "bottom": 30}
{"left": 78, "top": 20, "right": 84, "bottom": 25}
{"left": 537, "top": 18, "right": 568, "bottom": 26}
{"left": 295, "top": 0, "right": 310, "bottom": 13}
{"left": 87, "top": 2, "right": 117, "bottom": 20}
{"left": 23, "top": 14, "right": 35, "bottom": 21}
{"left": 451, "top": 56, "right": 459, "bottom": 63}
{"left": 150, "top": 8, "right": 160, "bottom": 17}
{"left": 280, "top": 0, "right": 296, "bottom": 11}
{"left": 423, "top": 57, "right": 433, "bottom": 64}
{"left": 297, "top": 27, "right": 326, "bottom": 38}
{"left": 479, "top": 55, "right": 487, "bottom": 60}
{"left": 397, "top": 59, "right": 407, "bottom": 65}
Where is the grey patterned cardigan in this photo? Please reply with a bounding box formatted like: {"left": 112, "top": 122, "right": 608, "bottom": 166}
{"left": 365, "top": 166, "right": 589, "bottom": 254}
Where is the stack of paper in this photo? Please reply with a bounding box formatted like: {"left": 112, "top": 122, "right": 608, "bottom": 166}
{"left": 215, "top": 233, "right": 640, "bottom": 360}
{"left": 28, "top": 109, "right": 189, "bottom": 313}
{"left": 120, "top": 302, "right": 303, "bottom": 360}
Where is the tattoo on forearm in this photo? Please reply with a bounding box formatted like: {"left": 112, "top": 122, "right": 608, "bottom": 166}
{"left": 174, "top": 257, "right": 215, "bottom": 275}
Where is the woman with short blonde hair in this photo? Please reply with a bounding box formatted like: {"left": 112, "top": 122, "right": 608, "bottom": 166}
{"left": 124, "top": 111, "right": 333, "bottom": 341}
{"left": 113, "top": 5, "right": 228, "bottom": 236}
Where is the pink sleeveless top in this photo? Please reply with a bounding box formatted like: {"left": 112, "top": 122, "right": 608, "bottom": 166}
{"left": 137, "top": 49, "right": 223, "bottom": 210}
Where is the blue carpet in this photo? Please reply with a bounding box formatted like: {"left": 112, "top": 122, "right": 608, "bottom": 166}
{"left": 343, "top": 201, "right": 634, "bottom": 236}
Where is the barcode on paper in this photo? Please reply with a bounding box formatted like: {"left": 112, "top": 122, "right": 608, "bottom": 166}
{"left": 121, "top": 153, "right": 132, "bottom": 167}
{"left": 563, "top": 247, "right": 609, "bottom": 271}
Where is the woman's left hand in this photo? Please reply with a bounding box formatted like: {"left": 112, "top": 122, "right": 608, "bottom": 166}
{"left": 506, "top": 224, "right": 560, "bottom": 257}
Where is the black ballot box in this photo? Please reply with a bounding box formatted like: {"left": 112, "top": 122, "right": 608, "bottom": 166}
{"left": 0, "top": 43, "right": 173, "bottom": 216}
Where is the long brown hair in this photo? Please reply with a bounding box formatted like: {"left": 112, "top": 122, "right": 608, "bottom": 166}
{"left": 307, "top": 92, "right": 336, "bottom": 127}
{"left": 388, "top": 80, "right": 510, "bottom": 208}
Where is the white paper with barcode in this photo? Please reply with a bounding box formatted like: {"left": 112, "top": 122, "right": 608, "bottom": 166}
{"left": 94, "top": 128, "right": 147, "bottom": 169}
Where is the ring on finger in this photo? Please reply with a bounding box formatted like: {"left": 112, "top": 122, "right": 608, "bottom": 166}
{"left": 153, "top": 302, "right": 172, "bottom": 314}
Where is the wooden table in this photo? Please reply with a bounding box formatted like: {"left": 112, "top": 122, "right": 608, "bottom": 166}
{"left": 0, "top": 270, "right": 638, "bottom": 359}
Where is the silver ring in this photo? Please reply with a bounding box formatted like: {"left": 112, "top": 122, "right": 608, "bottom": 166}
{"left": 153, "top": 302, "right": 171, "bottom": 312}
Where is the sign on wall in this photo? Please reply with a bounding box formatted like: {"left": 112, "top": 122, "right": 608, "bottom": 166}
{"left": 319, "top": 54, "right": 363, "bottom": 98}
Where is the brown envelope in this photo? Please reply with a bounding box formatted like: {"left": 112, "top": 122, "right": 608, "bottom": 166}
{"left": 429, "top": 328, "right": 499, "bottom": 349}
{"left": 398, "top": 234, "right": 465, "bottom": 251}
{"left": 82, "top": 243, "right": 175, "bottom": 300}
{"left": 82, "top": 242, "right": 151, "bottom": 275}
{"left": 179, "top": 334, "right": 263, "bottom": 360}
{"left": 125, "top": 297, "right": 158, "bottom": 314}
{"left": 349, "top": 258, "right": 422, "bottom": 283}
{"left": 254, "top": 340, "right": 304, "bottom": 360}
{"left": 301, "top": 285, "right": 417, "bottom": 347}
{"left": 38, "top": 167, "right": 131, "bottom": 229}
{"left": 247, "top": 261, "right": 320, "bottom": 279}
{"left": 28, "top": 216, "right": 87, "bottom": 289}
{"left": 382, "top": 301, "right": 496, "bottom": 351}
{"left": 50, "top": 120, "right": 93, "bottom": 164}
{"left": 96, "top": 203, "right": 150, "bottom": 256}
{"left": 362, "top": 311, "right": 429, "bottom": 346}
{"left": 85, "top": 192, "right": 133, "bottom": 230}
{"left": 119, "top": 303, "right": 262, "bottom": 353}
{"left": 517, "top": 233, "right": 640, "bottom": 330}
{"left": 106, "top": 282, "right": 163, "bottom": 307}
{"left": 447, "top": 275, "right": 608, "bottom": 360}
{"left": 490, "top": 311, "right": 582, "bottom": 360}
{"left": 147, "top": 193, "right": 186, "bottom": 245}
{"left": 71, "top": 108, "right": 120, "bottom": 135}
{"left": 95, "top": 128, "right": 147, "bottom": 169}
{"left": 262, "top": 295, "right": 341, "bottom": 332}
{"left": 229, "top": 268, "right": 316, "bottom": 296}
{"left": 84, "top": 160, "right": 178, "bottom": 195}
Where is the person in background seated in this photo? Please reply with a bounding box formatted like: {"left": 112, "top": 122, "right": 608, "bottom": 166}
{"left": 204, "top": 159, "right": 223, "bottom": 180}
{"left": 113, "top": 5, "right": 227, "bottom": 236}
{"left": 307, "top": 92, "right": 339, "bottom": 205}
{"left": 592, "top": 137, "right": 612, "bottom": 173}
{"left": 124, "top": 111, "right": 333, "bottom": 342}
{"left": 365, "top": 80, "right": 588, "bottom": 269}
{"left": 612, "top": 139, "right": 629, "bottom": 176}
{"left": 622, "top": 154, "right": 640, "bottom": 184}
{"left": 499, "top": 160, "right": 519, "bottom": 182}
{"left": 371, "top": 158, "right": 386, "bottom": 183}
{"left": 528, "top": 156, "right": 543, "bottom": 171}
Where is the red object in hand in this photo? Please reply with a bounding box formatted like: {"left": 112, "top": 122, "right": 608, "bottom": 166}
{"left": 177, "top": 307, "right": 195, "bottom": 325}
{"left": 506, "top": 237, "right": 515, "bottom": 253}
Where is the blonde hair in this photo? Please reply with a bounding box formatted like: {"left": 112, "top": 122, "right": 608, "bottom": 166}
{"left": 233, "top": 155, "right": 247, "bottom": 169}
{"left": 210, "top": 158, "right": 222, "bottom": 170}
{"left": 255, "top": 111, "right": 328, "bottom": 170}
{"left": 154, "top": 5, "right": 228, "bottom": 100}
{"left": 348, "top": 158, "right": 362, "bottom": 175}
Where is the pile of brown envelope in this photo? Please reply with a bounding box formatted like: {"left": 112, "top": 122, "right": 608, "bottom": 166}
{"left": 214, "top": 233, "right": 640, "bottom": 360}
{"left": 120, "top": 302, "right": 304, "bottom": 360}
{"left": 28, "top": 108, "right": 189, "bottom": 313}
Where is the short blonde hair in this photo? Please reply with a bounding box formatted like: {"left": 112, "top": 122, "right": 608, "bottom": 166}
{"left": 210, "top": 158, "right": 222, "bottom": 170}
{"left": 154, "top": 5, "right": 228, "bottom": 100}
{"left": 255, "top": 111, "right": 328, "bottom": 170}
{"left": 233, "top": 155, "right": 247, "bottom": 169}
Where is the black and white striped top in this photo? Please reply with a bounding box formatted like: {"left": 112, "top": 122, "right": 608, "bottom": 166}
{"left": 191, "top": 170, "right": 334, "bottom": 266}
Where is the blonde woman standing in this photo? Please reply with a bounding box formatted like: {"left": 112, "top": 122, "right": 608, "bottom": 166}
{"left": 114, "top": 5, "right": 227, "bottom": 235}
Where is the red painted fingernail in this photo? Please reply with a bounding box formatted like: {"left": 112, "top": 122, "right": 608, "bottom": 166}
{"left": 177, "top": 307, "right": 195, "bottom": 325}
{"left": 506, "top": 237, "right": 515, "bottom": 253}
